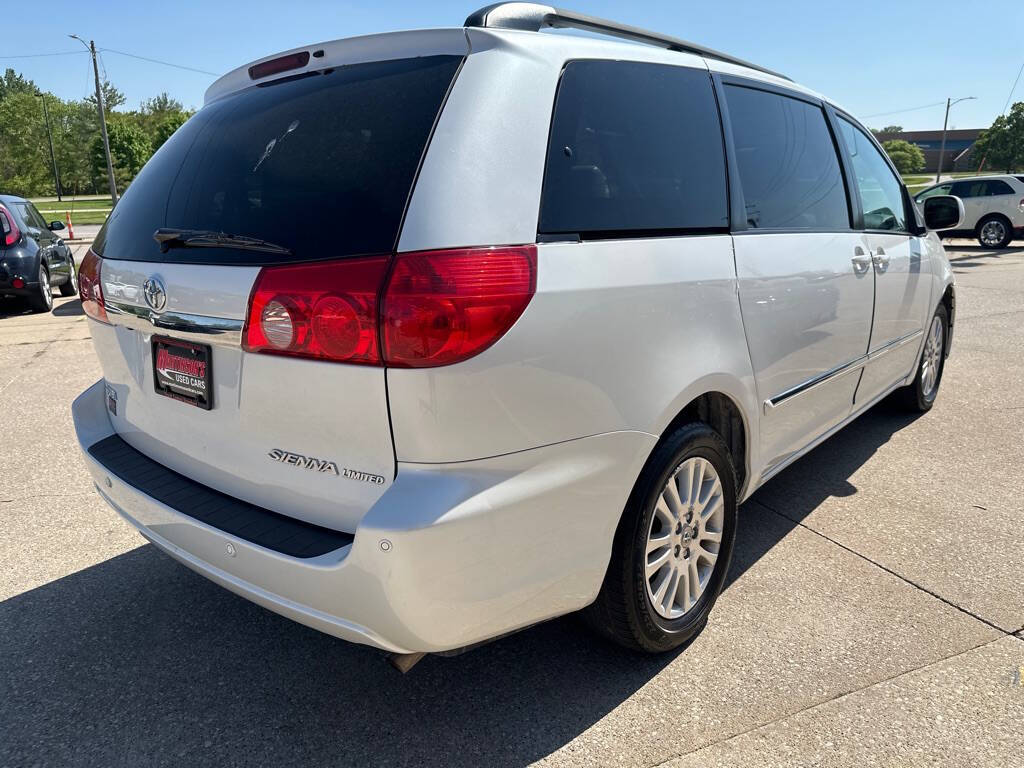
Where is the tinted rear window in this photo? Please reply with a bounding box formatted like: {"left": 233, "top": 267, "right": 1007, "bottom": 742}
{"left": 93, "top": 55, "right": 462, "bottom": 264}
{"left": 539, "top": 60, "right": 728, "bottom": 236}
{"left": 725, "top": 85, "right": 849, "bottom": 230}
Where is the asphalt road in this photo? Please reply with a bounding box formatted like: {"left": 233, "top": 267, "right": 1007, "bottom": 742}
{"left": 1, "top": 240, "right": 1022, "bottom": 767}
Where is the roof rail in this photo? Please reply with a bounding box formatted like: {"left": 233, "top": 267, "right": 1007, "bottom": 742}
{"left": 464, "top": 3, "right": 791, "bottom": 81}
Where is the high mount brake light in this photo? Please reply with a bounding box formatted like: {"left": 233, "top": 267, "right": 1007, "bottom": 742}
{"left": 0, "top": 204, "right": 21, "bottom": 247}
{"left": 78, "top": 249, "right": 108, "bottom": 323}
{"left": 242, "top": 245, "right": 537, "bottom": 368}
{"left": 248, "top": 52, "right": 310, "bottom": 80}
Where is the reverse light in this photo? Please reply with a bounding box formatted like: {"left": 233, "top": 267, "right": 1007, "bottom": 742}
{"left": 0, "top": 204, "right": 20, "bottom": 247}
{"left": 242, "top": 245, "right": 537, "bottom": 368}
{"left": 78, "top": 249, "right": 108, "bottom": 323}
{"left": 243, "top": 256, "right": 390, "bottom": 364}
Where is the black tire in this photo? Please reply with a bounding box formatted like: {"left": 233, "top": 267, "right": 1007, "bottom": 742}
{"left": 59, "top": 257, "right": 77, "bottom": 297}
{"left": 27, "top": 265, "right": 53, "bottom": 313}
{"left": 898, "top": 303, "right": 948, "bottom": 413}
{"left": 976, "top": 215, "right": 1013, "bottom": 249}
{"left": 583, "top": 422, "right": 738, "bottom": 653}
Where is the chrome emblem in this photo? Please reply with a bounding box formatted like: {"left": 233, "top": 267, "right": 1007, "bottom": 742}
{"left": 143, "top": 277, "right": 167, "bottom": 312}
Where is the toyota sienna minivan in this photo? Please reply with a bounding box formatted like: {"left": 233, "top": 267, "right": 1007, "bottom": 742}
{"left": 73, "top": 3, "right": 964, "bottom": 662}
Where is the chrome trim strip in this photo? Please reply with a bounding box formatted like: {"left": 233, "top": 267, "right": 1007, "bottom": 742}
{"left": 762, "top": 329, "right": 925, "bottom": 414}
{"left": 764, "top": 355, "right": 865, "bottom": 413}
{"left": 104, "top": 300, "right": 244, "bottom": 347}
{"left": 866, "top": 329, "right": 923, "bottom": 363}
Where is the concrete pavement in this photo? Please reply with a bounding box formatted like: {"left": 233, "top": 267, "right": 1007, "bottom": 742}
{"left": 0, "top": 240, "right": 1022, "bottom": 767}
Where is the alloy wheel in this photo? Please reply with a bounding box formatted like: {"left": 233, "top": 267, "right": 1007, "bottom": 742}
{"left": 39, "top": 267, "right": 52, "bottom": 310}
{"left": 979, "top": 220, "right": 1007, "bottom": 247}
{"left": 920, "top": 314, "right": 943, "bottom": 398}
{"left": 644, "top": 456, "right": 724, "bottom": 619}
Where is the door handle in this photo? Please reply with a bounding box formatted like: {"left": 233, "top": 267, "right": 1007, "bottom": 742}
{"left": 872, "top": 248, "right": 890, "bottom": 269}
{"left": 851, "top": 247, "right": 872, "bottom": 273}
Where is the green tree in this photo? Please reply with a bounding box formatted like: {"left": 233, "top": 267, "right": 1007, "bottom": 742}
{"left": 85, "top": 79, "right": 127, "bottom": 110}
{"left": 882, "top": 139, "right": 926, "bottom": 174}
{"left": 151, "top": 111, "right": 188, "bottom": 151}
{"left": 91, "top": 118, "right": 151, "bottom": 192}
{"left": 973, "top": 102, "right": 1024, "bottom": 172}
{"left": 871, "top": 125, "right": 903, "bottom": 137}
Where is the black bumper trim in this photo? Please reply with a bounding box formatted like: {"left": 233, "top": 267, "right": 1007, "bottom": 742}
{"left": 88, "top": 434, "right": 354, "bottom": 558}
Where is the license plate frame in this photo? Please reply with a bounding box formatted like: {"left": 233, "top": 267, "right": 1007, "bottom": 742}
{"left": 152, "top": 336, "right": 213, "bottom": 410}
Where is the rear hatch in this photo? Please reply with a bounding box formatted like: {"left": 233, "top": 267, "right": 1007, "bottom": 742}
{"left": 87, "top": 46, "right": 464, "bottom": 532}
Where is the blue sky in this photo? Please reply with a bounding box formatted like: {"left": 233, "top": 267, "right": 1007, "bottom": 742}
{"left": 5, "top": 0, "right": 1022, "bottom": 131}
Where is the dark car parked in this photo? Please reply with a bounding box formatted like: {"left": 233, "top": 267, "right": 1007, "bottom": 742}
{"left": 0, "top": 194, "right": 77, "bottom": 313}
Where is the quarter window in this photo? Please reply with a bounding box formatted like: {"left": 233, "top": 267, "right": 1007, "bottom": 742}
{"left": 539, "top": 60, "right": 728, "bottom": 236}
{"left": 951, "top": 179, "right": 1014, "bottom": 197}
{"left": 838, "top": 117, "right": 908, "bottom": 231}
{"left": 724, "top": 85, "right": 849, "bottom": 230}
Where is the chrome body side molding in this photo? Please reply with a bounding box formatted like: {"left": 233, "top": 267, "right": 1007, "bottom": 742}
{"left": 105, "top": 300, "right": 244, "bottom": 348}
{"left": 763, "top": 329, "right": 923, "bottom": 414}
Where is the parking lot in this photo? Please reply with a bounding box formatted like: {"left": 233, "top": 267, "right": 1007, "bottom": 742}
{"left": 1, "top": 240, "right": 1022, "bottom": 767}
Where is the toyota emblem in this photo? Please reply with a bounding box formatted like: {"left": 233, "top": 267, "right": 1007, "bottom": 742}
{"left": 143, "top": 277, "right": 167, "bottom": 312}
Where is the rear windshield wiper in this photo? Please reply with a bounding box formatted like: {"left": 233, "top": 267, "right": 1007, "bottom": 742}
{"left": 154, "top": 228, "right": 292, "bottom": 255}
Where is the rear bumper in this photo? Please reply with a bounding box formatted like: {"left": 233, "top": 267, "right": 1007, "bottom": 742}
{"left": 73, "top": 379, "right": 655, "bottom": 653}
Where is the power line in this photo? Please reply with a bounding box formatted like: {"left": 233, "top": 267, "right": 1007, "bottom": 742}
{"left": 98, "top": 48, "right": 219, "bottom": 76}
{"left": 0, "top": 50, "right": 88, "bottom": 59}
{"left": 998, "top": 57, "right": 1024, "bottom": 115}
{"left": 862, "top": 101, "right": 946, "bottom": 119}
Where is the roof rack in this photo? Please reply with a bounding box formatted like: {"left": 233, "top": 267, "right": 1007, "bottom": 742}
{"left": 464, "top": 3, "right": 791, "bottom": 82}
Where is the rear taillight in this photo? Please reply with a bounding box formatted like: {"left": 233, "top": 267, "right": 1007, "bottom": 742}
{"left": 243, "top": 256, "right": 390, "bottom": 364}
{"left": 382, "top": 246, "right": 537, "bottom": 368}
{"left": 78, "top": 249, "right": 108, "bottom": 323}
{"left": 0, "top": 204, "right": 20, "bottom": 247}
{"left": 242, "top": 245, "right": 536, "bottom": 368}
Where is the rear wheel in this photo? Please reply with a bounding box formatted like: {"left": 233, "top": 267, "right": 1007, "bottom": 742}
{"left": 584, "top": 422, "right": 737, "bottom": 652}
{"left": 898, "top": 303, "right": 948, "bottom": 412}
{"left": 59, "top": 257, "right": 77, "bottom": 296}
{"left": 27, "top": 266, "right": 53, "bottom": 313}
{"left": 976, "top": 215, "right": 1012, "bottom": 248}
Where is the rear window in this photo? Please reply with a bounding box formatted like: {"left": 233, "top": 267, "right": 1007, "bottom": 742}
{"left": 539, "top": 60, "right": 728, "bottom": 237}
{"left": 93, "top": 55, "right": 462, "bottom": 265}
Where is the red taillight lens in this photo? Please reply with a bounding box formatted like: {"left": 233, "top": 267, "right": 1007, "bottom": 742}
{"left": 248, "top": 51, "right": 310, "bottom": 80}
{"left": 382, "top": 245, "right": 537, "bottom": 368}
{"left": 78, "top": 249, "right": 108, "bottom": 323}
{"left": 0, "top": 204, "right": 21, "bottom": 247}
{"left": 242, "top": 256, "right": 390, "bottom": 364}
{"left": 241, "top": 245, "right": 536, "bottom": 368}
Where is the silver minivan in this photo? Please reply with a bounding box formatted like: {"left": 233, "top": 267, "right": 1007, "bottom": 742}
{"left": 73, "top": 3, "right": 964, "bottom": 662}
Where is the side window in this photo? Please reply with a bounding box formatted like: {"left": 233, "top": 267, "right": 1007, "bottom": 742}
{"left": 14, "top": 203, "right": 44, "bottom": 230}
{"left": 724, "top": 85, "right": 849, "bottom": 230}
{"left": 539, "top": 60, "right": 728, "bottom": 235}
{"left": 950, "top": 181, "right": 976, "bottom": 198}
{"left": 916, "top": 183, "right": 952, "bottom": 202}
{"left": 838, "top": 117, "right": 908, "bottom": 232}
{"left": 27, "top": 203, "right": 51, "bottom": 229}
{"left": 985, "top": 180, "right": 1014, "bottom": 196}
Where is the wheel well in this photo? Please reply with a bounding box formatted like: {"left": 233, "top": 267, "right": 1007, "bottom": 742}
{"left": 662, "top": 392, "right": 747, "bottom": 491}
{"left": 976, "top": 212, "right": 1011, "bottom": 228}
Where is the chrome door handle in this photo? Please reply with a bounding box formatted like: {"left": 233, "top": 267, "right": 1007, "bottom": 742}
{"left": 872, "top": 249, "right": 890, "bottom": 269}
{"left": 851, "top": 247, "right": 872, "bottom": 273}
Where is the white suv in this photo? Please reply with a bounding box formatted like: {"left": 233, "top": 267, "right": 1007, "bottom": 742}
{"left": 72, "top": 3, "right": 963, "bottom": 661}
{"left": 915, "top": 174, "right": 1024, "bottom": 248}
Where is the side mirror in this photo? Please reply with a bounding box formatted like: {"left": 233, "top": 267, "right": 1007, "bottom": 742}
{"left": 48, "top": 220, "right": 65, "bottom": 231}
{"left": 923, "top": 195, "right": 964, "bottom": 231}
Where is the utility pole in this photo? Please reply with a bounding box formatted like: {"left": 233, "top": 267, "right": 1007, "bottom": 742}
{"left": 70, "top": 35, "right": 118, "bottom": 204}
{"left": 37, "top": 91, "right": 62, "bottom": 201}
{"left": 935, "top": 95, "right": 976, "bottom": 183}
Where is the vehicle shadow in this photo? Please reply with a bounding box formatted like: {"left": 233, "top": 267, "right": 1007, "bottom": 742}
{"left": 0, "top": 297, "right": 28, "bottom": 318}
{"left": 728, "top": 399, "right": 921, "bottom": 588}
{"left": 0, "top": 403, "right": 921, "bottom": 768}
{"left": 52, "top": 298, "right": 84, "bottom": 317}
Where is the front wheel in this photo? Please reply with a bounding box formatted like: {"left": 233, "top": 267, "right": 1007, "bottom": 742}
{"left": 898, "top": 303, "right": 948, "bottom": 412}
{"left": 27, "top": 266, "right": 53, "bottom": 313}
{"left": 583, "top": 422, "right": 738, "bottom": 653}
